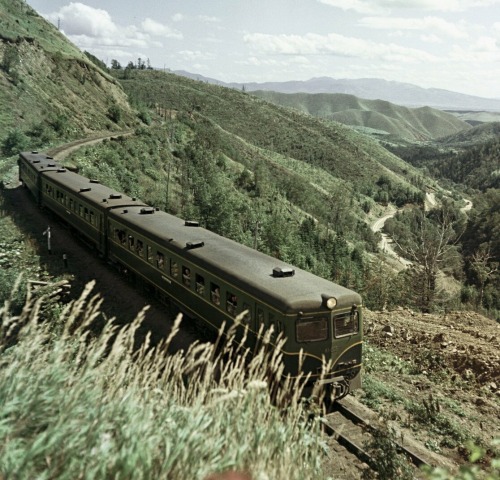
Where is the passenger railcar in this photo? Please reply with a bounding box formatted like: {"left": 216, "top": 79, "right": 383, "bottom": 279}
{"left": 19, "top": 151, "right": 363, "bottom": 400}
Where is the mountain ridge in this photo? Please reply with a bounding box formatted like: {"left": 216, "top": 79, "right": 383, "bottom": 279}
{"left": 174, "top": 70, "right": 500, "bottom": 112}
{"left": 250, "top": 91, "right": 471, "bottom": 142}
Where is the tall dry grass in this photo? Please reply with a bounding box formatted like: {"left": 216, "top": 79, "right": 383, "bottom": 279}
{"left": 0, "top": 280, "right": 328, "bottom": 479}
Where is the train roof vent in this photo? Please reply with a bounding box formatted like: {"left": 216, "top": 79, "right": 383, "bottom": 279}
{"left": 186, "top": 241, "right": 204, "bottom": 250}
{"left": 33, "top": 160, "right": 40, "bottom": 164}
{"left": 109, "top": 193, "right": 122, "bottom": 199}
{"left": 31, "top": 151, "right": 38, "bottom": 154}
{"left": 47, "top": 163, "right": 56, "bottom": 167}
{"left": 185, "top": 220, "right": 199, "bottom": 227}
{"left": 90, "top": 179, "right": 100, "bottom": 184}
{"left": 57, "top": 168, "right": 67, "bottom": 173}
{"left": 140, "top": 207, "right": 155, "bottom": 215}
{"left": 272, "top": 267, "right": 295, "bottom": 278}
{"left": 80, "top": 187, "right": 91, "bottom": 192}
{"left": 45, "top": 156, "right": 53, "bottom": 160}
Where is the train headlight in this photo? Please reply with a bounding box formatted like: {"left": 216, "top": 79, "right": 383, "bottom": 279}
{"left": 322, "top": 295, "right": 337, "bottom": 309}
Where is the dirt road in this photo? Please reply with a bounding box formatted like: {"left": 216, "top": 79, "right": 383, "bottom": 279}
{"left": 370, "top": 206, "right": 412, "bottom": 269}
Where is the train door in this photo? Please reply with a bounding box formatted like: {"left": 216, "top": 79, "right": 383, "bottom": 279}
{"left": 98, "top": 213, "right": 105, "bottom": 255}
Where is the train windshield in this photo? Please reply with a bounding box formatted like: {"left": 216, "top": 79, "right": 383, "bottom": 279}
{"left": 296, "top": 317, "right": 328, "bottom": 342}
{"left": 333, "top": 309, "right": 359, "bottom": 337}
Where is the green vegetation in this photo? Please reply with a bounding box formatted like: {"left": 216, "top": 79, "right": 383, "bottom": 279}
{"left": 0, "top": 0, "right": 136, "bottom": 150}
{"left": 362, "top": 425, "right": 414, "bottom": 480}
{"left": 0, "top": 282, "right": 328, "bottom": 479}
{"left": 361, "top": 341, "right": 495, "bottom": 453}
{"left": 251, "top": 91, "right": 470, "bottom": 142}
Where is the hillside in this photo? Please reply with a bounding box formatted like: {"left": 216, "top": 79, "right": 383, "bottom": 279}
{"left": 118, "top": 70, "right": 426, "bottom": 191}
{"left": 0, "top": 0, "right": 136, "bottom": 153}
{"left": 250, "top": 91, "right": 470, "bottom": 142}
{"left": 438, "top": 121, "right": 500, "bottom": 147}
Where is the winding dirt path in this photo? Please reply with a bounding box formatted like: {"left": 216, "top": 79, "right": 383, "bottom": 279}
{"left": 370, "top": 206, "right": 412, "bottom": 269}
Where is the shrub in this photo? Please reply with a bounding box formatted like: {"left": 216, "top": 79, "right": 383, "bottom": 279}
{"left": 107, "top": 103, "right": 122, "bottom": 123}
{"left": 2, "top": 129, "right": 29, "bottom": 156}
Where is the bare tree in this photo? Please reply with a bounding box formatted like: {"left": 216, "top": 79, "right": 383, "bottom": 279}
{"left": 393, "top": 207, "right": 462, "bottom": 312}
{"left": 470, "top": 243, "right": 499, "bottom": 308}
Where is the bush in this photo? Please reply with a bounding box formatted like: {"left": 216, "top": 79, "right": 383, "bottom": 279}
{"left": 2, "top": 129, "right": 29, "bottom": 156}
{"left": 107, "top": 103, "right": 121, "bottom": 123}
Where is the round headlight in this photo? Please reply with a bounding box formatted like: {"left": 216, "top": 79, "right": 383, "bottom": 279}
{"left": 326, "top": 297, "right": 337, "bottom": 309}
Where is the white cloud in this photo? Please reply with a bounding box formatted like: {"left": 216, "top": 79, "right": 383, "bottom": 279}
{"left": 420, "top": 33, "right": 443, "bottom": 43}
{"left": 44, "top": 2, "right": 182, "bottom": 51}
{"left": 172, "top": 13, "right": 184, "bottom": 22}
{"left": 178, "top": 50, "right": 215, "bottom": 61}
{"left": 359, "top": 16, "right": 468, "bottom": 39}
{"left": 244, "top": 32, "right": 438, "bottom": 63}
{"left": 46, "top": 2, "right": 117, "bottom": 37}
{"left": 318, "top": 0, "right": 500, "bottom": 13}
{"left": 198, "top": 15, "right": 221, "bottom": 23}
{"left": 141, "top": 18, "right": 182, "bottom": 38}
{"left": 318, "top": 0, "right": 383, "bottom": 14}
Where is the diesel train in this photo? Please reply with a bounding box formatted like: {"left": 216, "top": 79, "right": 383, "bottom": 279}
{"left": 18, "top": 150, "right": 363, "bottom": 400}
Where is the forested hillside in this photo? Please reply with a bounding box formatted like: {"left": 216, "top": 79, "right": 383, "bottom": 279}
{"left": 251, "top": 91, "right": 470, "bottom": 142}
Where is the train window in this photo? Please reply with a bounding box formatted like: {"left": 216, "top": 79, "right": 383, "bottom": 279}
{"left": 257, "top": 308, "right": 265, "bottom": 324}
{"left": 182, "top": 266, "right": 191, "bottom": 287}
{"left": 136, "top": 239, "right": 144, "bottom": 257}
{"left": 242, "top": 302, "right": 251, "bottom": 324}
{"left": 84, "top": 207, "right": 89, "bottom": 221}
{"left": 156, "top": 252, "right": 165, "bottom": 270}
{"left": 89, "top": 211, "right": 95, "bottom": 225}
{"left": 115, "top": 229, "right": 127, "bottom": 245}
{"left": 69, "top": 198, "right": 74, "bottom": 210}
{"left": 79, "top": 204, "right": 83, "bottom": 217}
{"left": 170, "top": 260, "right": 179, "bottom": 278}
{"left": 147, "top": 245, "right": 154, "bottom": 264}
{"left": 334, "top": 310, "right": 359, "bottom": 338}
{"left": 226, "top": 292, "right": 238, "bottom": 317}
{"left": 211, "top": 283, "right": 220, "bottom": 306}
{"left": 128, "top": 235, "right": 135, "bottom": 250}
{"left": 296, "top": 317, "right": 328, "bottom": 343}
{"left": 195, "top": 274, "right": 205, "bottom": 295}
{"left": 269, "top": 314, "right": 276, "bottom": 339}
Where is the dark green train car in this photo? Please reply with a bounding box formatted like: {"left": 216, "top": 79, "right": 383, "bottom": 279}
{"left": 107, "top": 205, "right": 362, "bottom": 398}
{"left": 19, "top": 151, "right": 147, "bottom": 255}
{"left": 18, "top": 151, "right": 59, "bottom": 203}
{"left": 19, "top": 151, "right": 363, "bottom": 400}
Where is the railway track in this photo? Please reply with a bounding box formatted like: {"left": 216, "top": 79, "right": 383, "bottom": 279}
{"left": 324, "top": 396, "right": 432, "bottom": 477}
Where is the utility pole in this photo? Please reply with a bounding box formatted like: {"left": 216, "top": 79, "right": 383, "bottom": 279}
{"left": 43, "top": 226, "right": 52, "bottom": 254}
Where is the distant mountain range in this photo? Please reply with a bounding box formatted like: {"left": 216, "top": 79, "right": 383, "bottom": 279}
{"left": 174, "top": 71, "right": 500, "bottom": 112}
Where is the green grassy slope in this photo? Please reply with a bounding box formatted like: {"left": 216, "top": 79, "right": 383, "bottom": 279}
{"left": 251, "top": 91, "right": 471, "bottom": 142}
{"left": 0, "top": 0, "right": 136, "bottom": 148}
{"left": 119, "top": 71, "right": 424, "bottom": 193}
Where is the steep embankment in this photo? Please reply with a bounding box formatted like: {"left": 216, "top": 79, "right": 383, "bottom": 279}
{"left": 0, "top": 0, "right": 136, "bottom": 145}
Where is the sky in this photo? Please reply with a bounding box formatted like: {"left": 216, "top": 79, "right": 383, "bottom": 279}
{"left": 25, "top": 0, "right": 500, "bottom": 99}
